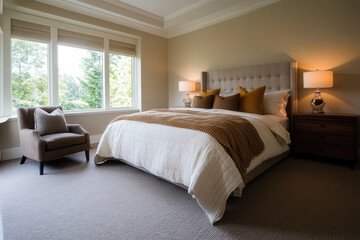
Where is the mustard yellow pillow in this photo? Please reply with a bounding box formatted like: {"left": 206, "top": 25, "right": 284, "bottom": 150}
{"left": 238, "top": 86, "right": 247, "bottom": 96}
{"left": 238, "top": 86, "right": 266, "bottom": 114}
{"left": 200, "top": 88, "right": 220, "bottom": 97}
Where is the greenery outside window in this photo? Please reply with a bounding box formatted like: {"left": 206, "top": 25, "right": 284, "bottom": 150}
{"left": 58, "top": 45, "right": 103, "bottom": 111}
{"left": 109, "top": 54, "right": 132, "bottom": 108}
{"left": 11, "top": 39, "right": 49, "bottom": 114}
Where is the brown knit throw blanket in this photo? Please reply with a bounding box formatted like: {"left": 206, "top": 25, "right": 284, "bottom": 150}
{"left": 111, "top": 109, "right": 265, "bottom": 179}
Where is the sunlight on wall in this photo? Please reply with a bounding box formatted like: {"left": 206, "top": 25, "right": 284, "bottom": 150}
{"left": 296, "top": 49, "right": 359, "bottom": 113}
{"left": 296, "top": 51, "right": 358, "bottom": 72}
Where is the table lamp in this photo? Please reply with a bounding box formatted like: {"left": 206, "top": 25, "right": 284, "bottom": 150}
{"left": 303, "top": 70, "right": 333, "bottom": 113}
{"left": 179, "top": 81, "right": 196, "bottom": 108}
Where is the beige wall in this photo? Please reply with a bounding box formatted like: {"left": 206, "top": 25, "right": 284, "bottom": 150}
{"left": 0, "top": 0, "right": 168, "bottom": 154}
{"left": 168, "top": 0, "right": 360, "bottom": 114}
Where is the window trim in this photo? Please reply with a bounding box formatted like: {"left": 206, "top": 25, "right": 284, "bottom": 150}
{"left": 0, "top": 9, "right": 141, "bottom": 117}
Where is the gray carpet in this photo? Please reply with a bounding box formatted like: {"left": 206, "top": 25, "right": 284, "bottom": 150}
{"left": 0, "top": 149, "right": 360, "bottom": 240}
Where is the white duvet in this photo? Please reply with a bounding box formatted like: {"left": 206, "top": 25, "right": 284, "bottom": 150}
{"left": 94, "top": 108, "right": 290, "bottom": 224}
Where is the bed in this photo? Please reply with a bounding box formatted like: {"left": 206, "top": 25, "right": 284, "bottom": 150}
{"left": 94, "top": 62, "right": 298, "bottom": 224}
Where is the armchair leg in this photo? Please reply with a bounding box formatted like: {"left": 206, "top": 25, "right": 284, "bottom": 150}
{"left": 85, "top": 150, "right": 89, "bottom": 162}
{"left": 20, "top": 156, "right": 27, "bottom": 164}
{"left": 40, "top": 162, "right": 44, "bottom": 175}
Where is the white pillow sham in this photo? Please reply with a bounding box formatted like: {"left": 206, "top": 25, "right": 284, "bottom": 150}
{"left": 263, "top": 90, "right": 290, "bottom": 117}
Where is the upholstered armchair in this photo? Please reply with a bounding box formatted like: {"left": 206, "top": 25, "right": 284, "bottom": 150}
{"left": 17, "top": 106, "right": 90, "bottom": 175}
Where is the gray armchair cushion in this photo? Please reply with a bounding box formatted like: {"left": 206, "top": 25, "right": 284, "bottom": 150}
{"left": 34, "top": 108, "right": 68, "bottom": 136}
{"left": 42, "top": 133, "right": 86, "bottom": 150}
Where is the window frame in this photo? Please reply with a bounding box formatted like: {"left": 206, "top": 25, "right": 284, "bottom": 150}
{"left": 0, "top": 10, "right": 141, "bottom": 118}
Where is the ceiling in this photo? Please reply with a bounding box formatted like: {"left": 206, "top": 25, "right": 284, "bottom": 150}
{"left": 34, "top": 0, "right": 280, "bottom": 38}
{"left": 118, "top": 0, "right": 205, "bottom": 18}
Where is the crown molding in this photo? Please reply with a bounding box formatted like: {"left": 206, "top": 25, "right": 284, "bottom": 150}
{"left": 27, "top": 0, "right": 280, "bottom": 39}
{"left": 166, "top": 0, "right": 281, "bottom": 38}
{"left": 73, "top": 0, "right": 163, "bottom": 28}
{"left": 31, "top": 0, "right": 169, "bottom": 38}
{"left": 164, "top": 0, "right": 215, "bottom": 22}
{"left": 102, "top": 0, "right": 163, "bottom": 22}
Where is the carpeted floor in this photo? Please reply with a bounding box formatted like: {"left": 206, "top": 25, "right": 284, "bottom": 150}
{"left": 0, "top": 148, "right": 359, "bottom": 240}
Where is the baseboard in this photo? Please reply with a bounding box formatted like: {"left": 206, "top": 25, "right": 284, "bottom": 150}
{"left": 1, "top": 147, "right": 21, "bottom": 161}
{"left": 0, "top": 134, "right": 102, "bottom": 161}
{"left": 90, "top": 134, "right": 102, "bottom": 144}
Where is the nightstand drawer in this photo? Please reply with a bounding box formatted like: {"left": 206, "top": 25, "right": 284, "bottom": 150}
{"left": 293, "top": 132, "right": 355, "bottom": 147}
{"left": 293, "top": 143, "right": 355, "bottom": 161}
{"left": 294, "top": 120, "right": 354, "bottom": 136}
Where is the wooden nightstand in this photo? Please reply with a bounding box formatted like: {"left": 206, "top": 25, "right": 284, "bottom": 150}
{"left": 292, "top": 113, "right": 359, "bottom": 169}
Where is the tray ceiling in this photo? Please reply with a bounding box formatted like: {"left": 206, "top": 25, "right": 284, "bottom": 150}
{"left": 32, "top": 0, "right": 280, "bottom": 38}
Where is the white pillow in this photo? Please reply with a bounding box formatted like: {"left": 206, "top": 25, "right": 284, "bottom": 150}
{"left": 263, "top": 90, "right": 290, "bottom": 117}
{"left": 219, "top": 93, "right": 237, "bottom": 97}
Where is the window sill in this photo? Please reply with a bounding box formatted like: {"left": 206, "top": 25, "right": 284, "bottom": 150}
{"left": 63, "top": 108, "right": 140, "bottom": 117}
{"left": 3, "top": 108, "right": 140, "bottom": 122}
{"left": 0, "top": 117, "right": 10, "bottom": 124}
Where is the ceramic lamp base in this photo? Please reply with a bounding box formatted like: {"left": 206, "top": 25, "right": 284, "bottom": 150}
{"left": 183, "top": 94, "right": 192, "bottom": 108}
{"left": 310, "top": 89, "right": 325, "bottom": 113}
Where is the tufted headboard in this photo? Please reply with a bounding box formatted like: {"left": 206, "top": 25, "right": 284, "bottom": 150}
{"left": 201, "top": 62, "right": 298, "bottom": 117}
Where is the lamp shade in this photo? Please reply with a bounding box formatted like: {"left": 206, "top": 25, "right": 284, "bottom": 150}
{"left": 303, "top": 70, "right": 333, "bottom": 88}
{"left": 179, "top": 81, "right": 196, "bottom": 92}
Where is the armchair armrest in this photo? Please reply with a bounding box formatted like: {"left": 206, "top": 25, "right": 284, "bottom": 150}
{"left": 67, "top": 124, "right": 90, "bottom": 147}
{"left": 67, "top": 124, "right": 88, "bottom": 135}
{"left": 19, "top": 129, "right": 47, "bottom": 161}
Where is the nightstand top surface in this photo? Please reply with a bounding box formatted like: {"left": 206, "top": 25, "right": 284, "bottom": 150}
{"left": 295, "top": 112, "right": 358, "bottom": 118}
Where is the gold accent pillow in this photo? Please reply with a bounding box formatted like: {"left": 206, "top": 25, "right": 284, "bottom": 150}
{"left": 192, "top": 95, "right": 214, "bottom": 109}
{"left": 213, "top": 94, "right": 240, "bottom": 111}
{"left": 238, "top": 86, "right": 266, "bottom": 114}
{"left": 200, "top": 88, "right": 220, "bottom": 97}
{"left": 238, "top": 86, "right": 247, "bottom": 96}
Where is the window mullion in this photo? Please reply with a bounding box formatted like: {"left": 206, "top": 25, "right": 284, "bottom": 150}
{"left": 1, "top": 16, "right": 12, "bottom": 117}
{"left": 132, "top": 58, "right": 136, "bottom": 108}
{"left": 135, "top": 52, "right": 141, "bottom": 111}
{"left": 49, "top": 27, "right": 58, "bottom": 106}
{"left": 0, "top": 22, "right": 4, "bottom": 117}
{"left": 103, "top": 37, "right": 110, "bottom": 110}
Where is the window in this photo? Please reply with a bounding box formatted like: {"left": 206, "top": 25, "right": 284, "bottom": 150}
{"left": 109, "top": 54, "right": 132, "bottom": 108}
{"left": 11, "top": 39, "right": 49, "bottom": 114}
{"left": 58, "top": 45, "right": 103, "bottom": 110}
{"left": 108, "top": 39, "right": 136, "bottom": 108}
{"left": 10, "top": 19, "right": 50, "bottom": 114}
{"left": 2, "top": 17, "right": 138, "bottom": 117}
